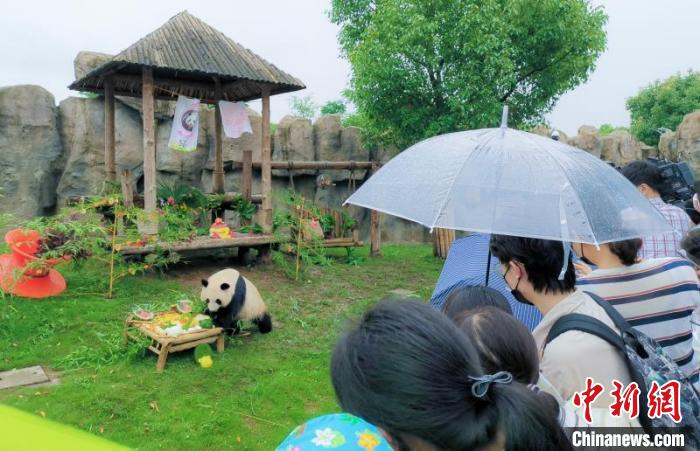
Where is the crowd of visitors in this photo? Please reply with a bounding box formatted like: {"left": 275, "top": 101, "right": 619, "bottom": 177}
{"left": 276, "top": 160, "right": 700, "bottom": 450}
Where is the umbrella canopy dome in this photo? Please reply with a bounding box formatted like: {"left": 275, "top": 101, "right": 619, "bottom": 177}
{"left": 346, "top": 127, "right": 672, "bottom": 245}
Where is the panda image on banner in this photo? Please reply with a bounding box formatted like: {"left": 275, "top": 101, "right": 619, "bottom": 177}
{"left": 201, "top": 268, "right": 272, "bottom": 335}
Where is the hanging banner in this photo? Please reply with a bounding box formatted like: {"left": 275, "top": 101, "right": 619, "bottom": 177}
{"left": 168, "top": 95, "right": 200, "bottom": 152}
{"left": 219, "top": 101, "right": 252, "bottom": 139}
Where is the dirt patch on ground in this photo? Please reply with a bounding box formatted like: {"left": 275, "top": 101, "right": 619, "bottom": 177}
{"left": 304, "top": 402, "right": 321, "bottom": 414}
{"left": 162, "top": 255, "right": 275, "bottom": 289}
{"left": 243, "top": 415, "right": 258, "bottom": 431}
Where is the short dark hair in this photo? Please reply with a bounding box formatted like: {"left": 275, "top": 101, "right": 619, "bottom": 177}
{"left": 680, "top": 228, "right": 700, "bottom": 266}
{"left": 608, "top": 239, "right": 643, "bottom": 266}
{"left": 455, "top": 307, "right": 539, "bottom": 384}
{"left": 621, "top": 160, "right": 662, "bottom": 193}
{"left": 442, "top": 286, "right": 513, "bottom": 321}
{"left": 331, "top": 299, "right": 572, "bottom": 451}
{"left": 489, "top": 235, "right": 576, "bottom": 294}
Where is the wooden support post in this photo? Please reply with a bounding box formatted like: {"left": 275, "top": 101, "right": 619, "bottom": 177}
{"left": 141, "top": 67, "right": 157, "bottom": 235}
{"left": 156, "top": 342, "right": 170, "bottom": 373}
{"left": 213, "top": 78, "right": 225, "bottom": 194}
{"left": 104, "top": 77, "right": 116, "bottom": 182}
{"left": 242, "top": 150, "right": 253, "bottom": 200}
{"left": 238, "top": 151, "right": 253, "bottom": 259}
{"left": 120, "top": 169, "right": 134, "bottom": 207}
{"left": 433, "top": 228, "right": 455, "bottom": 258}
{"left": 370, "top": 162, "right": 382, "bottom": 257}
{"left": 216, "top": 334, "right": 225, "bottom": 353}
{"left": 260, "top": 88, "right": 272, "bottom": 233}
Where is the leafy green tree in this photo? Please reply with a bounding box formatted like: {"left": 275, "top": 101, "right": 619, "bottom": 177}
{"left": 599, "top": 123, "right": 629, "bottom": 136}
{"left": 330, "top": 0, "right": 607, "bottom": 148}
{"left": 289, "top": 95, "right": 318, "bottom": 120}
{"left": 626, "top": 71, "right": 700, "bottom": 146}
{"left": 320, "top": 100, "right": 347, "bottom": 115}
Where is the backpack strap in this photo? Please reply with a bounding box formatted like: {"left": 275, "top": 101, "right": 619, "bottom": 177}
{"left": 545, "top": 313, "right": 625, "bottom": 351}
{"left": 582, "top": 291, "right": 633, "bottom": 335}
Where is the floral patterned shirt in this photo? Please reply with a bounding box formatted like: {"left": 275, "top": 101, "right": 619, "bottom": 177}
{"left": 277, "top": 413, "right": 395, "bottom": 450}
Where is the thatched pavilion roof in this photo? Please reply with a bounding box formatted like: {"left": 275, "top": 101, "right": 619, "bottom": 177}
{"left": 68, "top": 11, "right": 305, "bottom": 102}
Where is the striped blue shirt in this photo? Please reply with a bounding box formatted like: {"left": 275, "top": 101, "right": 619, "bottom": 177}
{"left": 430, "top": 233, "right": 543, "bottom": 331}
{"left": 578, "top": 258, "right": 700, "bottom": 389}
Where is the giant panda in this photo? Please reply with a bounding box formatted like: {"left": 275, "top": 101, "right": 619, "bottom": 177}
{"left": 200, "top": 268, "right": 272, "bottom": 335}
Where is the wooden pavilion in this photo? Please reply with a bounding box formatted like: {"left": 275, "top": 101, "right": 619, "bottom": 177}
{"left": 69, "top": 10, "right": 383, "bottom": 258}
{"left": 68, "top": 10, "right": 305, "bottom": 238}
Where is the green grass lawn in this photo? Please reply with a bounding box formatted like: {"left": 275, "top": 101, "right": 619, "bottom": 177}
{"left": 0, "top": 244, "right": 442, "bottom": 450}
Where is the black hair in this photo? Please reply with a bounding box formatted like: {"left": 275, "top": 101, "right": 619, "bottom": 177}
{"left": 608, "top": 238, "right": 642, "bottom": 266}
{"left": 442, "top": 286, "right": 513, "bottom": 321}
{"left": 620, "top": 160, "right": 662, "bottom": 193}
{"left": 489, "top": 235, "right": 576, "bottom": 294}
{"left": 455, "top": 307, "right": 539, "bottom": 384}
{"left": 681, "top": 228, "right": 700, "bottom": 267}
{"left": 331, "top": 299, "right": 572, "bottom": 451}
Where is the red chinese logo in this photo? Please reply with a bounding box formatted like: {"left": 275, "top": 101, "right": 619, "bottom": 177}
{"left": 647, "top": 380, "right": 682, "bottom": 423}
{"left": 572, "top": 377, "right": 605, "bottom": 423}
{"left": 572, "top": 378, "right": 683, "bottom": 424}
{"left": 609, "top": 380, "right": 640, "bottom": 419}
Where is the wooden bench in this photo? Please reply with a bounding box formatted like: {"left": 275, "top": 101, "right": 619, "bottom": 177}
{"left": 300, "top": 207, "right": 363, "bottom": 248}
{"left": 116, "top": 234, "right": 278, "bottom": 256}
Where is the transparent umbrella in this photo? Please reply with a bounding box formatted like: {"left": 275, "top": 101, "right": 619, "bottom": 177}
{"left": 346, "top": 114, "right": 672, "bottom": 245}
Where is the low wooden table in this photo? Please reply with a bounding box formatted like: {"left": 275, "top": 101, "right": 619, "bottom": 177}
{"left": 125, "top": 315, "right": 225, "bottom": 372}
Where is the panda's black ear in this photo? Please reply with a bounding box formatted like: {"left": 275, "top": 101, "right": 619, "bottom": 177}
{"left": 201, "top": 279, "right": 209, "bottom": 287}
{"left": 220, "top": 283, "right": 230, "bottom": 290}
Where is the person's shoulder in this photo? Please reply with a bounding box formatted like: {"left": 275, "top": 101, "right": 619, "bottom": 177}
{"left": 665, "top": 203, "right": 692, "bottom": 220}
{"left": 649, "top": 256, "right": 697, "bottom": 274}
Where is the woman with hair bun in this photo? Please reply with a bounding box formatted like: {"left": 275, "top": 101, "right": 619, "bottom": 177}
{"left": 330, "top": 298, "right": 572, "bottom": 450}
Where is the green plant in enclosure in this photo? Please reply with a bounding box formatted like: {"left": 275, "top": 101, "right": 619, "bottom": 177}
{"left": 340, "top": 212, "right": 357, "bottom": 235}
{"left": 272, "top": 191, "right": 332, "bottom": 280}
{"left": 318, "top": 214, "right": 335, "bottom": 235}
{"left": 157, "top": 182, "right": 209, "bottom": 210}
{"left": 25, "top": 210, "right": 108, "bottom": 264}
{"left": 239, "top": 224, "right": 263, "bottom": 235}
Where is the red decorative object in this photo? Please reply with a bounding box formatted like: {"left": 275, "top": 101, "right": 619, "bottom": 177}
{"left": 0, "top": 229, "right": 68, "bottom": 298}
{"left": 209, "top": 218, "right": 232, "bottom": 239}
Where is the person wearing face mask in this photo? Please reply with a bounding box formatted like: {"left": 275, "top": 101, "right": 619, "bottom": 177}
{"left": 575, "top": 238, "right": 700, "bottom": 391}
{"left": 489, "top": 235, "right": 636, "bottom": 426}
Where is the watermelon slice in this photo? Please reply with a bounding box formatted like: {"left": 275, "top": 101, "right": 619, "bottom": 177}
{"left": 134, "top": 309, "right": 154, "bottom": 321}
{"left": 176, "top": 300, "right": 192, "bottom": 313}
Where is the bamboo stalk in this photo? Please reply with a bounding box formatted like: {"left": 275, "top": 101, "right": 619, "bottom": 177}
{"left": 107, "top": 209, "right": 119, "bottom": 299}
{"left": 295, "top": 200, "right": 304, "bottom": 281}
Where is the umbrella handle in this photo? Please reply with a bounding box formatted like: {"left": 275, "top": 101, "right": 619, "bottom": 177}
{"left": 500, "top": 105, "right": 509, "bottom": 128}
{"left": 485, "top": 250, "right": 492, "bottom": 286}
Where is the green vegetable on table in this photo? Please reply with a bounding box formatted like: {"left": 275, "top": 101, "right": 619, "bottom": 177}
{"left": 199, "top": 318, "right": 214, "bottom": 329}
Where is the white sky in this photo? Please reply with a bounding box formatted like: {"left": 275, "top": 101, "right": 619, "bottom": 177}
{"left": 1, "top": 0, "right": 698, "bottom": 135}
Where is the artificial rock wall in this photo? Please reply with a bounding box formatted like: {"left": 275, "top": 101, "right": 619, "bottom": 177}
{"left": 0, "top": 53, "right": 428, "bottom": 243}
{"left": 5, "top": 54, "right": 700, "bottom": 244}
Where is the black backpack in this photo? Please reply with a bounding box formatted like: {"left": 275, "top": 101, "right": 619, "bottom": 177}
{"left": 545, "top": 291, "right": 700, "bottom": 446}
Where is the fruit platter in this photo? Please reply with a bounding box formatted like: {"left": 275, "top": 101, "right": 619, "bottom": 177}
{"left": 130, "top": 301, "right": 214, "bottom": 338}
{"left": 125, "top": 301, "right": 225, "bottom": 372}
